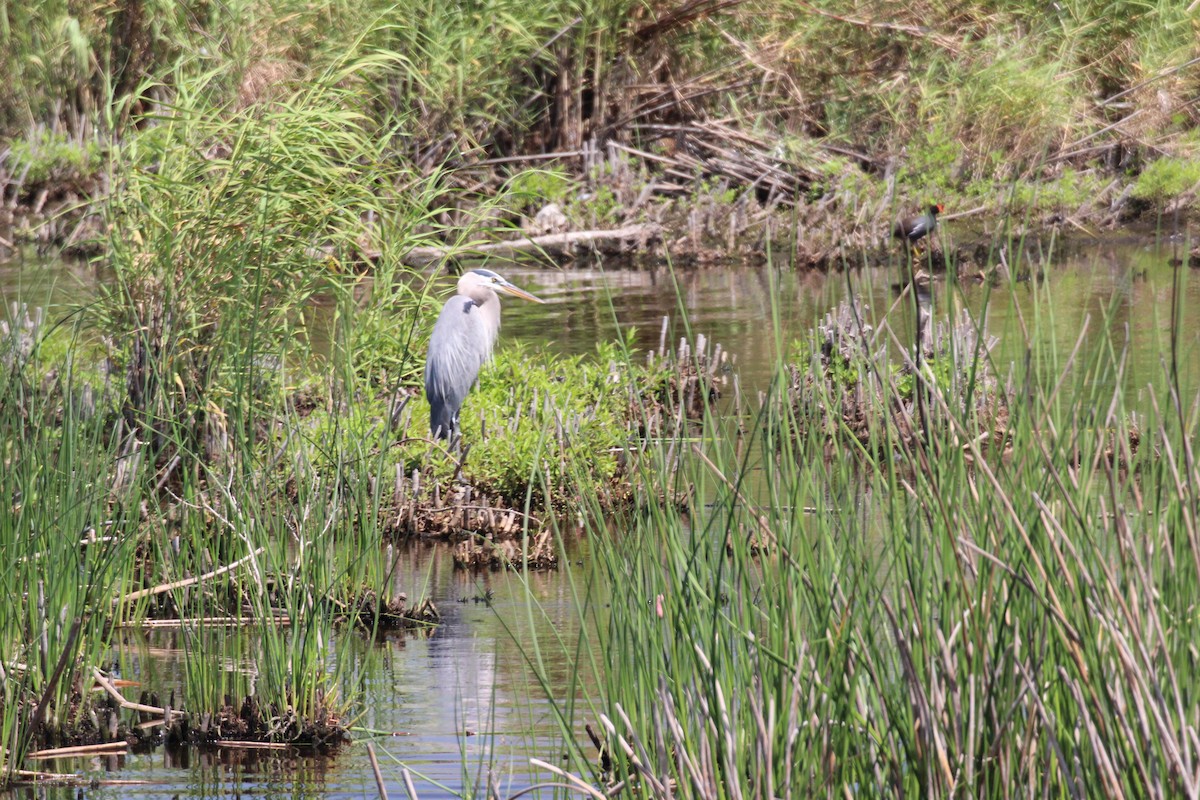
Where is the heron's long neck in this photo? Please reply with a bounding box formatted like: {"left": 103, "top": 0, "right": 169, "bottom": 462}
{"left": 471, "top": 288, "right": 501, "bottom": 347}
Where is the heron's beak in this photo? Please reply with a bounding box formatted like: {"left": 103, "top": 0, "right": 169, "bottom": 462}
{"left": 497, "top": 280, "right": 545, "bottom": 303}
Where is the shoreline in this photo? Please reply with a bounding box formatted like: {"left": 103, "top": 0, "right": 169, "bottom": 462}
{"left": 3, "top": 141, "right": 1198, "bottom": 270}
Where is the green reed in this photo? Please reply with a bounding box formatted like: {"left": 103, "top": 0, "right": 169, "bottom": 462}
{"left": 0, "top": 57, "right": 457, "bottom": 757}
{"left": 0, "top": 313, "right": 144, "bottom": 771}
{"left": 511, "top": 253, "right": 1200, "bottom": 798}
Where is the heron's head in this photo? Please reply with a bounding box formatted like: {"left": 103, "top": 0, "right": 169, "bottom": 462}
{"left": 460, "top": 268, "right": 545, "bottom": 304}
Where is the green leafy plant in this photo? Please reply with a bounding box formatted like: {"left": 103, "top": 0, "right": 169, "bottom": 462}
{"left": 1132, "top": 157, "right": 1200, "bottom": 206}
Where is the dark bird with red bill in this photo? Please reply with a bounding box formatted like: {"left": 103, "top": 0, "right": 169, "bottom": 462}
{"left": 894, "top": 203, "right": 944, "bottom": 250}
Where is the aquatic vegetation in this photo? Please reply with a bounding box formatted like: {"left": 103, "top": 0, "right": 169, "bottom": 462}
{"left": 0, "top": 325, "right": 145, "bottom": 763}
{"left": 0, "top": 67, "right": 682, "bottom": 767}
{"left": 788, "top": 297, "right": 1007, "bottom": 454}
{"left": 510, "top": 265, "right": 1197, "bottom": 798}
{"left": 6, "top": 0, "right": 1200, "bottom": 790}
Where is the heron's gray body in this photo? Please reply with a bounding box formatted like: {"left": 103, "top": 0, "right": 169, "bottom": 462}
{"left": 425, "top": 291, "right": 500, "bottom": 438}
{"left": 424, "top": 269, "right": 543, "bottom": 440}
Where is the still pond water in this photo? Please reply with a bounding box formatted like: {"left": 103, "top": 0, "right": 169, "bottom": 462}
{"left": 3, "top": 232, "right": 1199, "bottom": 799}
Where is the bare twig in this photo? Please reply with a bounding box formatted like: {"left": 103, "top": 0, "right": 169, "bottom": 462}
{"left": 28, "top": 742, "right": 129, "bottom": 760}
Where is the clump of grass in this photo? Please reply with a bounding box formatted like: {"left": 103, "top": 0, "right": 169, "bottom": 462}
{"left": 503, "top": 167, "right": 574, "bottom": 213}
{"left": 0, "top": 310, "right": 144, "bottom": 764}
{"left": 1009, "top": 166, "right": 1102, "bottom": 217}
{"left": 6, "top": 128, "right": 103, "bottom": 195}
{"left": 788, "top": 296, "right": 1006, "bottom": 454}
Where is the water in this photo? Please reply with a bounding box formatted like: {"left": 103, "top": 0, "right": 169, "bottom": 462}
{"left": 3, "top": 233, "right": 1198, "bottom": 798}
{"left": 15, "top": 543, "right": 595, "bottom": 799}
{"left": 496, "top": 236, "right": 1200, "bottom": 405}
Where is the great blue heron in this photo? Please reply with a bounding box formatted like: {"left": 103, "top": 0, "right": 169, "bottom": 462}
{"left": 425, "top": 268, "right": 545, "bottom": 440}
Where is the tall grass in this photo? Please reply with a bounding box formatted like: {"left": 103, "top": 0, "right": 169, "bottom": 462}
{"left": 6, "top": 0, "right": 1196, "bottom": 204}
{"left": 0, "top": 309, "right": 144, "bottom": 772}
{"left": 513, "top": 257, "right": 1200, "bottom": 797}
{"left": 90, "top": 60, "right": 456, "bottom": 740}
{"left": 0, "top": 53, "right": 454, "bottom": 762}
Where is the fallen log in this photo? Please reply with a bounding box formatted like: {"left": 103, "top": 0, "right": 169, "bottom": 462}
{"left": 399, "top": 223, "right": 663, "bottom": 266}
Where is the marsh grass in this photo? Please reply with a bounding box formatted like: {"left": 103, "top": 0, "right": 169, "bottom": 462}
{"left": 507, "top": 254, "right": 1200, "bottom": 798}
{"left": 0, "top": 310, "right": 144, "bottom": 770}
{"left": 0, "top": 54, "right": 687, "bottom": 763}
{"left": 0, "top": 60, "right": 447, "bottom": 758}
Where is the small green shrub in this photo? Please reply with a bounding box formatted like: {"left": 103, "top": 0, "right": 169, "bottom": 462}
{"left": 898, "top": 129, "right": 960, "bottom": 196}
{"left": 7, "top": 130, "right": 103, "bottom": 187}
{"left": 504, "top": 167, "right": 573, "bottom": 208}
{"left": 583, "top": 184, "right": 621, "bottom": 223}
{"left": 401, "top": 344, "right": 644, "bottom": 501}
{"left": 1132, "top": 157, "right": 1200, "bottom": 205}
{"left": 1011, "top": 167, "right": 1097, "bottom": 214}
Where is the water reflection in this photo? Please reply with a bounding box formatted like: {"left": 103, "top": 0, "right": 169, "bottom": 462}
{"left": 17, "top": 541, "right": 590, "bottom": 800}
{"left": 492, "top": 243, "right": 1200, "bottom": 405}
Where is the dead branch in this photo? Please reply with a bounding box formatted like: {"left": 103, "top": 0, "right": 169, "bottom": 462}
{"left": 400, "top": 224, "right": 662, "bottom": 266}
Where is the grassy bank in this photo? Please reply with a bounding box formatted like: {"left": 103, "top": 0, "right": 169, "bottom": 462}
{"left": 2, "top": 0, "right": 1200, "bottom": 259}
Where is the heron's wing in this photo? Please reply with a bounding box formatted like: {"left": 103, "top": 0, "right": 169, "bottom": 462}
{"left": 424, "top": 296, "right": 492, "bottom": 432}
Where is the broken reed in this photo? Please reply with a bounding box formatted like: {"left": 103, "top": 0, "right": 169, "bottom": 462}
{"left": 516, "top": 260, "right": 1200, "bottom": 798}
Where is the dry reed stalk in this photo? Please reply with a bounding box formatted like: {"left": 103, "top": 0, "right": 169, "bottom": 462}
{"left": 28, "top": 742, "right": 129, "bottom": 759}
{"left": 366, "top": 742, "right": 389, "bottom": 799}
{"left": 112, "top": 546, "right": 267, "bottom": 605}
{"left": 119, "top": 615, "right": 291, "bottom": 628}
{"left": 10, "top": 768, "right": 77, "bottom": 781}
{"left": 526, "top": 758, "right": 607, "bottom": 800}
{"left": 92, "top": 669, "right": 185, "bottom": 720}
{"left": 401, "top": 768, "right": 419, "bottom": 800}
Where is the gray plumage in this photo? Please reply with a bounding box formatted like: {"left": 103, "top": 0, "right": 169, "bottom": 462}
{"left": 424, "top": 268, "right": 544, "bottom": 440}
